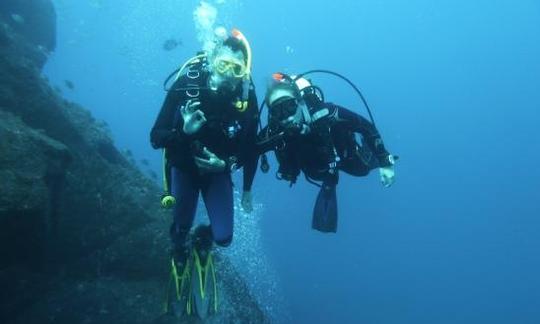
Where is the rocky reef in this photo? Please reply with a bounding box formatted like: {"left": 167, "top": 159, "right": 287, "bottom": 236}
{"left": 0, "top": 1, "right": 266, "bottom": 323}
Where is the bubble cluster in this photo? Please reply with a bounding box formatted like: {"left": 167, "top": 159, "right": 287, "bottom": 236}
{"left": 218, "top": 189, "right": 290, "bottom": 322}
{"left": 193, "top": 1, "right": 219, "bottom": 52}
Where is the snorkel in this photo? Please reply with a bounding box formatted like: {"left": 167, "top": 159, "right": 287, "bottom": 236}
{"left": 231, "top": 28, "right": 252, "bottom": 112}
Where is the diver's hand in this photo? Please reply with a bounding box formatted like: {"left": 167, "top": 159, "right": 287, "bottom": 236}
{"left": 283, "top": 121, "right": 309, "bottom": 137}
{"left": 241, "top": 191, "right": 253, "bottom": 213}
{"left": 379, "top": 166, "right": 395, "bottom": 188}
{"left": 181, "top": 100, "right": 206, "bottom": 135}
{"left": 194, "top": 147, "right": 226, "bottom": 173}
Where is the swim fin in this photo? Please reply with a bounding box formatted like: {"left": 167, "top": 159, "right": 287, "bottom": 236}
{"left": 312, "top": 184, "right": 338, "bottom": 233}
{"left": 191, "top": 225, "right": 218, "bottom": 318}
{"left": 165, "top": 255, "right": 191, "bottom": 317}
{"left": 191, "top": 248, "right": 218, "bottom": 318}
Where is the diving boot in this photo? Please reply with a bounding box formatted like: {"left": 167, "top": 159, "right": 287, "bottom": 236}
{"left": 171, "top": 245, "right": 190, "bottom": 272}
{"left": 192, "top": 225, "right": 213, "bottom": 264}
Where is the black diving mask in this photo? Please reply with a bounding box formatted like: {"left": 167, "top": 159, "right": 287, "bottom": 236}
{"left": 270, "top": 97, "right": 299, "bottom": 123}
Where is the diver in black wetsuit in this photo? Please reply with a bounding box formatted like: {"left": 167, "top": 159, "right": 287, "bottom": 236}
{"left": 258, "top": 72, "right": 396, "bottom": 233}
{"left": 150, "top": 31, "right": 258, "bottom": 268}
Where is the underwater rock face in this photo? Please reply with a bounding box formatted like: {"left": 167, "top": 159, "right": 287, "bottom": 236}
{"left": 0, "top": 0, "right": 56, "bottom": 53}
{"left": 0, "top": 111, "right": 71, "bottom": 267}
{"left": 0, "top": 2, "right": 267, "bottom": 323}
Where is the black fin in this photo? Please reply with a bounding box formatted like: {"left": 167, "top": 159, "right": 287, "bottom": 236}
{"left": 312, "top": 184, "right": 338, "bottom": 233}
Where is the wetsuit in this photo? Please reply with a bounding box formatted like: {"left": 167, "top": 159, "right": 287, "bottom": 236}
{"left": 150, "top": 67, "right": 258, "bottom": 249}
{"left": 259, "top": 101, "right": 391, "bottom": 187}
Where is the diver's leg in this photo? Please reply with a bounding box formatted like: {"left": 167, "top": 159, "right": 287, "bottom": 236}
{"left": 170, "top": 168, "right": 200, "bottom": 264}
{"left": 339, "top": 151, "right": 373, "bottom": 177}
{"left": 192, "top": 176, "right": 226, "bottom": 317}
{"left": 201, "top": 173, "right": 234, "bottom": 248}
{"left": 334, "top": 130, "right": 377, "bottom": 177}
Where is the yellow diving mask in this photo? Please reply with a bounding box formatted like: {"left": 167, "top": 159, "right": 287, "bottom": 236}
{"left": 213, "top": 57, "right": 247, "bottom": 78}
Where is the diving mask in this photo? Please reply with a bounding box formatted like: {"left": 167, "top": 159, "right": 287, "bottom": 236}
{"left": 271, "top": 97, "right": 299, "bottom": 122}
{"left": 213, "top": 57, "right": 247, "bottom": 78}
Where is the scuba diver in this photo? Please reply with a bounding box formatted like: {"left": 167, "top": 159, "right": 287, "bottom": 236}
{"left": 257, "top": 72, "right": 397, "bottom": 233}
{"left": 150, "top": 29, "right": 258, "bottom": 317}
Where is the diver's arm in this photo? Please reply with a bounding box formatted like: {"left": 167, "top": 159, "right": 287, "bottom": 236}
{"left": 241, "top": 88, "right": 260, "bottom": 191}
{"left": 150, "top": 81, "right": 192, "bottom": 149}
{"left": 333, "top": 104, "right": 393, "bottom": 167}
{"left": 256, "top": 127, "right": 287, "bottom": 155}
{"left": 243, "top": 156, "right": 257, "bottom": 191}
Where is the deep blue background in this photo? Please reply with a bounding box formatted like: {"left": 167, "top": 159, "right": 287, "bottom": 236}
{"left": 44, "top": 0, "right": 540, "bottom": 322}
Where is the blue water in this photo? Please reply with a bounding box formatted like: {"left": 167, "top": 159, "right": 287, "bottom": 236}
{"left": 44, "top": 0, "right": 540, "bottom": 323}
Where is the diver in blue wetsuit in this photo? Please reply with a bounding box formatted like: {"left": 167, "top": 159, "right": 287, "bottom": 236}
{"left": 258, "top": 72, "right": 396, "bottom": 233}
{"left": 150, "top": 30, "right": 258, "bottom": 268}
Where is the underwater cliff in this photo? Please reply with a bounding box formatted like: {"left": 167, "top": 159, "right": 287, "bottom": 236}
{"left": 0, "top": 1, "right": 266, "bottom": 323}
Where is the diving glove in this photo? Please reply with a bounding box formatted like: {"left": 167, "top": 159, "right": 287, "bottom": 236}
{"left": 194, "top": 147, "right": 226, "bottom": 174}
{"left": 379, "top": 155, "right": 396, "bottom": 187}
{"left": 282, "top": 119, "right": 310, "bottom": 136}
{"left": 181, "top": 99, "right": 206, "bottom": 135}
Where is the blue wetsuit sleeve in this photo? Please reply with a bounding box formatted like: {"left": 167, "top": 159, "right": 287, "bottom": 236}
{"left": 241, "top": 88, "right": 259, "bottom": 191}
{"left": 333, "top": 104, "right": 392, "bottom": 167}
{"left": 150, "top": 80, "right": 192, "bottom": 149}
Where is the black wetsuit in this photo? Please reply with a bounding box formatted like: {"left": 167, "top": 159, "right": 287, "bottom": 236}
{"left": 150, "top": 66, "right": 258, "bottom": 247}
{"left": 259, "top": 101, "right": 391, "bottom": 187}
